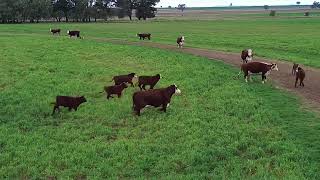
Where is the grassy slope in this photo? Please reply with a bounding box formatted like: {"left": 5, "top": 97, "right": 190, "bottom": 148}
{"left": 1, "top": 34, "right": 320, "bottom": 178}
{"left": 0, "top": 17, "right": 320, "bottom": 68}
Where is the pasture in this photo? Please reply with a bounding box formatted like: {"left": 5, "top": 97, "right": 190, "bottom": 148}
{"left": 1, "top": 8, "right": 320, "bottom": 179}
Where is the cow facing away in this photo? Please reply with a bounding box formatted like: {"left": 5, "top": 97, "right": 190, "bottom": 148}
{"left": 137, "top": 33, "right": 151, "bottom": 40}
{"left": 138, "top": 74, "right": 162, "bottom": 90}
{"left": 177, "top": 36, "right": 185, "bottom": 48}
{"left": 51, "top": 96, "right": 87, "bottom": 115}
{"left": 50, "top": 28, "right": 61, "bottom": 35}
{"left": 67, "top": 30, "right": 82, "bottom": 39}
{"left": 241, "top": 49, "right": 253, "bottom": 63}
{"left": 103, "top": 83, "right": 128, "bottom": 99}
{"left": 239, "top": 61, "right": 279, "bottom": 84}
{"left": 112, "top": 73, "right": 137, "bottom": 87}
{"left": 133, "top": 84, "right": 181, "bottom": 116}
{"left": 295, "top": 67, "right": 305, "bottom": 88}
{"left": 292, "top": 63, "right": 299, "bottom": 75}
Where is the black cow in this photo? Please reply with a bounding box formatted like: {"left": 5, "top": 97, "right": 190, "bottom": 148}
{"left": 51, "top": 96, "right": 87, "bottom": 115}
{"left": 67, "top": 30, "right": 82, "bottom": 39}
{"left": 137, "top": 33, "right": 151, "bottom": 40}
{"left": 50, "top": 28, "right": 61, "bottom": 35}
{"left": 132, "top": 84, "right": 181, "bottom": 116}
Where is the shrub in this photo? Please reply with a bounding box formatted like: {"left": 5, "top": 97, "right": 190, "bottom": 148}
{"left": 269, "top": 10, "right": 276, "bottom": 16}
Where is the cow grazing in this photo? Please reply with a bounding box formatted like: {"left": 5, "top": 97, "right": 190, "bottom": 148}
{"left": 67, "top": 30, "right": 82, "bottom": 39}
{"left": 295, "top": 67, "right": 305, "bottom": 88}
{"left": 51, "top": 96, "right": 87, "bottom": 115}
{"left": 138, "top": 74, "right": 162, "bottom": 90}
{"left": 241, "top": 49, "right": 253, "bottom": 63}
{"left": 103, "top": 83, "right": 128, "bottom": 99}
{"left": 239, "top": 61, "right": 279, "bottom": 84}
{"left": 292, "top": 63, "right": 299, "bottom": 75}
{"left": 137, "top": 33, "right": 151, "bottom": 40}
{"left": 50, "top": 28, "right": 61, "bottom": 35}
{"left": 132, "top": 84, "right": 181, "bottom": 116}
{"left": 177, "top": 36, "right": 185, "bottom": 48}
{"left": 112, "top": 73, "right": 137, "bottom": 87}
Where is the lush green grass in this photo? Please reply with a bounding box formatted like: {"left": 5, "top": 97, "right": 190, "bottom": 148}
{"left": 1, "top": 33, "right": 320, "bottom": 178}
{"left": 1, "top": 17, "right": 320, "bottom": 68}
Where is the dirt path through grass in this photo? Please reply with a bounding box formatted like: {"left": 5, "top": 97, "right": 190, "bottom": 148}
{"left": 91, "top": 37, "right": 320, "bottom": 111}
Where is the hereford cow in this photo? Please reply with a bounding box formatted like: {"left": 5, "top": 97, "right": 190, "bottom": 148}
{"left": 239, "top": 61, "right": 279, "bottom": 84}
{"left": 67, "top": 30, "right": 82, "bottom": 39}
{"left": 103, "top": 83, "right": 128, "bottom": 99}
{"left": 295, "top": 67, "right": 305, "bottom": 88}
{"left": 138, "top": 74, "right": 162, "bottom": 90}
{"left": 50, "top": 28, "right": 61, "bottom": 35}
{"left": 177, "top": 36, "right": 185, "bottom": 48}
{"left": 241, "top": 49, "right": 253, "bottom": 63}
{"left": 51, "top": 96, "right": 87, "bottom": 115}
{"left": 137, "top": 33, "right": 151, "bottom": 40}
{"left": 132, "top": 84, "right": 181, "bottom": 116}
{"left": 112, "top": 73, "right": 137, "bottom": 87}
{"left": 292, "top": 63, "right": 299, "bottom": 75}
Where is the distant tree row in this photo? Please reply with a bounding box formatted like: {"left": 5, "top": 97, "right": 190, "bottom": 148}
{"left": 0, "top": 0, "right": 160, "bottom": 23}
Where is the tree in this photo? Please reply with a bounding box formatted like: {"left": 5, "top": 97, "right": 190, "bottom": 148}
{"left": 115, "top": 0, "right": 135, "bottom": 20}
{"left": 52, "top": 0, "right": 74, "bottom": 22}
{"left": 264, "top": 5, "right": 269, "bottom": 10}
{"left": 296, "top": 1, "right": 301, "bottom": 5}
{"left": 311, "top": 1, "right": 320, "bottom": 8}
{"left": 135, "top": 0, "right": 159, "bottom": 20}
{"left": 177, "top": 4, "right": 186, "bottom": 12}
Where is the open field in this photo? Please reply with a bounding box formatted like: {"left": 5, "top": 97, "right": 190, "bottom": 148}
{"left": 1, "top": 8, "right": 320, "bottom": 179}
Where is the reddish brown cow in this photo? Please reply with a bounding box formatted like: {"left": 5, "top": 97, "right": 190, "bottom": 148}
{"left": 104, "top": 83, "right": 128, "bottom": 99}
{"left": 137, "top": 33, "right": 151, "bottom": 40}
{"left": 241, "top": 49, "right": 253, "bottom": 63}
{"left": 239, "top": 61, "right": 279, "bottom": 83}
{"left": 138, "top": 74, "right": 162, "bottom": 90}
{"left": 132, "top": 84, "right": 181, "bottom": 116}
{"left": 112, "top": 73, "right": 137, "bottom": 87}
{"left": 177, "top": 36, "right": 185, "bottom": 48}
{"left": 51, "top": 96, "right": 87, "bottom": 115}
{"left": 295, "top": 67, "right": 305, "bottom": 88}
{"left": 50, "top": 28, "right": 61, "bottom": 35}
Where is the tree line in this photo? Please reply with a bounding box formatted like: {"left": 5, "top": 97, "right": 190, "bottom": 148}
{"left": 0, "top": 0, "right": 160, "bottom": 23}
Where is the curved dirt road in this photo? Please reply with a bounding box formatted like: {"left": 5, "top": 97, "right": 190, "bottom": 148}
{"left": 93, "top": 38, "right": 320, "bottom": 111}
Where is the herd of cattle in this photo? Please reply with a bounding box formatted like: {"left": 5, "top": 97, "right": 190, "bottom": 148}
{"left": 49, "top": 28, "right": 306, "bottom": 116}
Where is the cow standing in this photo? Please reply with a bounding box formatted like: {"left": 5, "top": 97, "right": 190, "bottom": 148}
{"left": 50, "top": 28, "right": 61, "bottom": 35}
{"left": 177, "top": 36, "right": 185, "bottom": 48}
{"left": 239, "top": 61, "right": 279, "bottom": 83}
{"left": 51, "top": 96, "right": 87, "bottom": 115}
{"left": 103, "top": 83, "right": 128, "bottom": 99}
{"left": 137, "top": 33, "right": 151, "bottom": 40}
{"left": 295, "top": 67, "right": 305, "bottom": 88}
{"left": 67, "top": 30, "right": 82, "bottom": 39}
{"left": 111, "top": 73, "right": 137, "bottom": 87}
{"left": 241, "top": 49, "right": 253, "bottom": 63}
{"left": 132, "top": 85, "right": 181, "bottom": 116}
{"left": 138, "top": 74, "right": 162, "bottom": 90}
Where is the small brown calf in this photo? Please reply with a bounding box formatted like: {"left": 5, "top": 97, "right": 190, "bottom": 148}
{"left": 50, "top": 28, "right": 61, "bottom": 35}
{"left": 104, "top": 83, "right": 128, "bottom": 99}
{"left": 112, "top": 73, "right": 137, "bottom": 87}
{"left": 295, "top": 67, "right": 305, "bottom": 88}
{"left": 138, "top": 74, "right": 161, "bottom": 90}
{"left": 52, "top": 96, "right": 87, "bottom": 115}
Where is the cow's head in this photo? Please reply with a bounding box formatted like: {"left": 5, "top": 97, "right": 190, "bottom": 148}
{"left": 156, "top": 74, "right": 162, "bottom": 79}
{"left": 173, "top": 84, "right": 181, "bottom": 95}
{"left": 271, "top": 63, "right": 279, "bottom": 71}
{"left": 181, "top": 36, "right": 185, "bottom": 42}
{"left": 67, "top": 30, "right": 70, "bottom": 34}
{"left": 79, "top": 96, "right": 87, "bottom": 103}
{"left": 50, "top": 28, "right": 52, "bottom": 32}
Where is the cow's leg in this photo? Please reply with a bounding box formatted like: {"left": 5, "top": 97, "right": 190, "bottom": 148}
{"left": 117, "top": 93, "right": 122, "bottom": 98}
{"left": 68, "top": 107, "right": 72, "bottom": 111}
{"left": 52, "top": 106, "right": 58, "bottom": 115}
{"left": 142, "top": 84, "right": 147, "bottom": 90}
{"left": 138, "top": 83, "right": 143, "bottom": 91}
{"left": 134, "top": 106, "right": 141, "bottom": 116}
{"left": 160, "top": 104, "right": 167, "bottom": 112}
{"left": 295, "top": 77, "right": 299, "bottom": 87}
{"left": 74, "top": 107, "right": 78, "bottom": 111}
{"left": 150, "top": 84, "right": 155, "bottom": 89}
{"left": 262, "top": 74, "right": 266, "bottom": 84}
{"left": 300, "top": 79, "right": 304, "bottom": 87}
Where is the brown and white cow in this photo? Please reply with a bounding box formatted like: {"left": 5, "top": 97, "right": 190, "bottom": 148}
{"left": 132, "top": 84, "right": 181, "bottom": 116}
{"left": 137, "top": 33, "right": 151, "bottom": 40}
{"left": 241, "top": 49, "right": 253, "bottom": 63}
{"left": 67, "top": 30, "right": 82, "bottom": 39}
{"left": 177, "top": 36, "right": 185, "bottom": 48}
{"left": 50, "top": 28, "right": 61, "bottom": 35}
{"left": 239, "top": 61, "right": 279, "bottom": 84}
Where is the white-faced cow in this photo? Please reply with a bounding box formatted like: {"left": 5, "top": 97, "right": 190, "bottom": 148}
{"left": 50, "top": 28, "right": 61, "bottom": 35}
{"left": 241, "top": 49, "right": 253, "bottom": 63}
{"left": 177, "top": 36, "right": 185, "bottom": 48}
{"left": 67, "top": 30, "right": 82, "bottom": 39}
{"left": 239, "top": 61, "right": 279, "bottom": 84}
{"left": 132, "top": 84, "right": 181, "bottom": 116}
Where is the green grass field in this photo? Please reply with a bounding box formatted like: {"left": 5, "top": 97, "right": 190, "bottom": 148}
{"left": 1, "top": 16, "right": 320, "bottom": 68}
{"left": 1, "top": 30, "right": 320, "bottom": 178}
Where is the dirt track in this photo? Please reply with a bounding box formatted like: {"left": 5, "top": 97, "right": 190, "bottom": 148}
{"left": 92, "top": 38, "right": 320, "bottom": 111}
